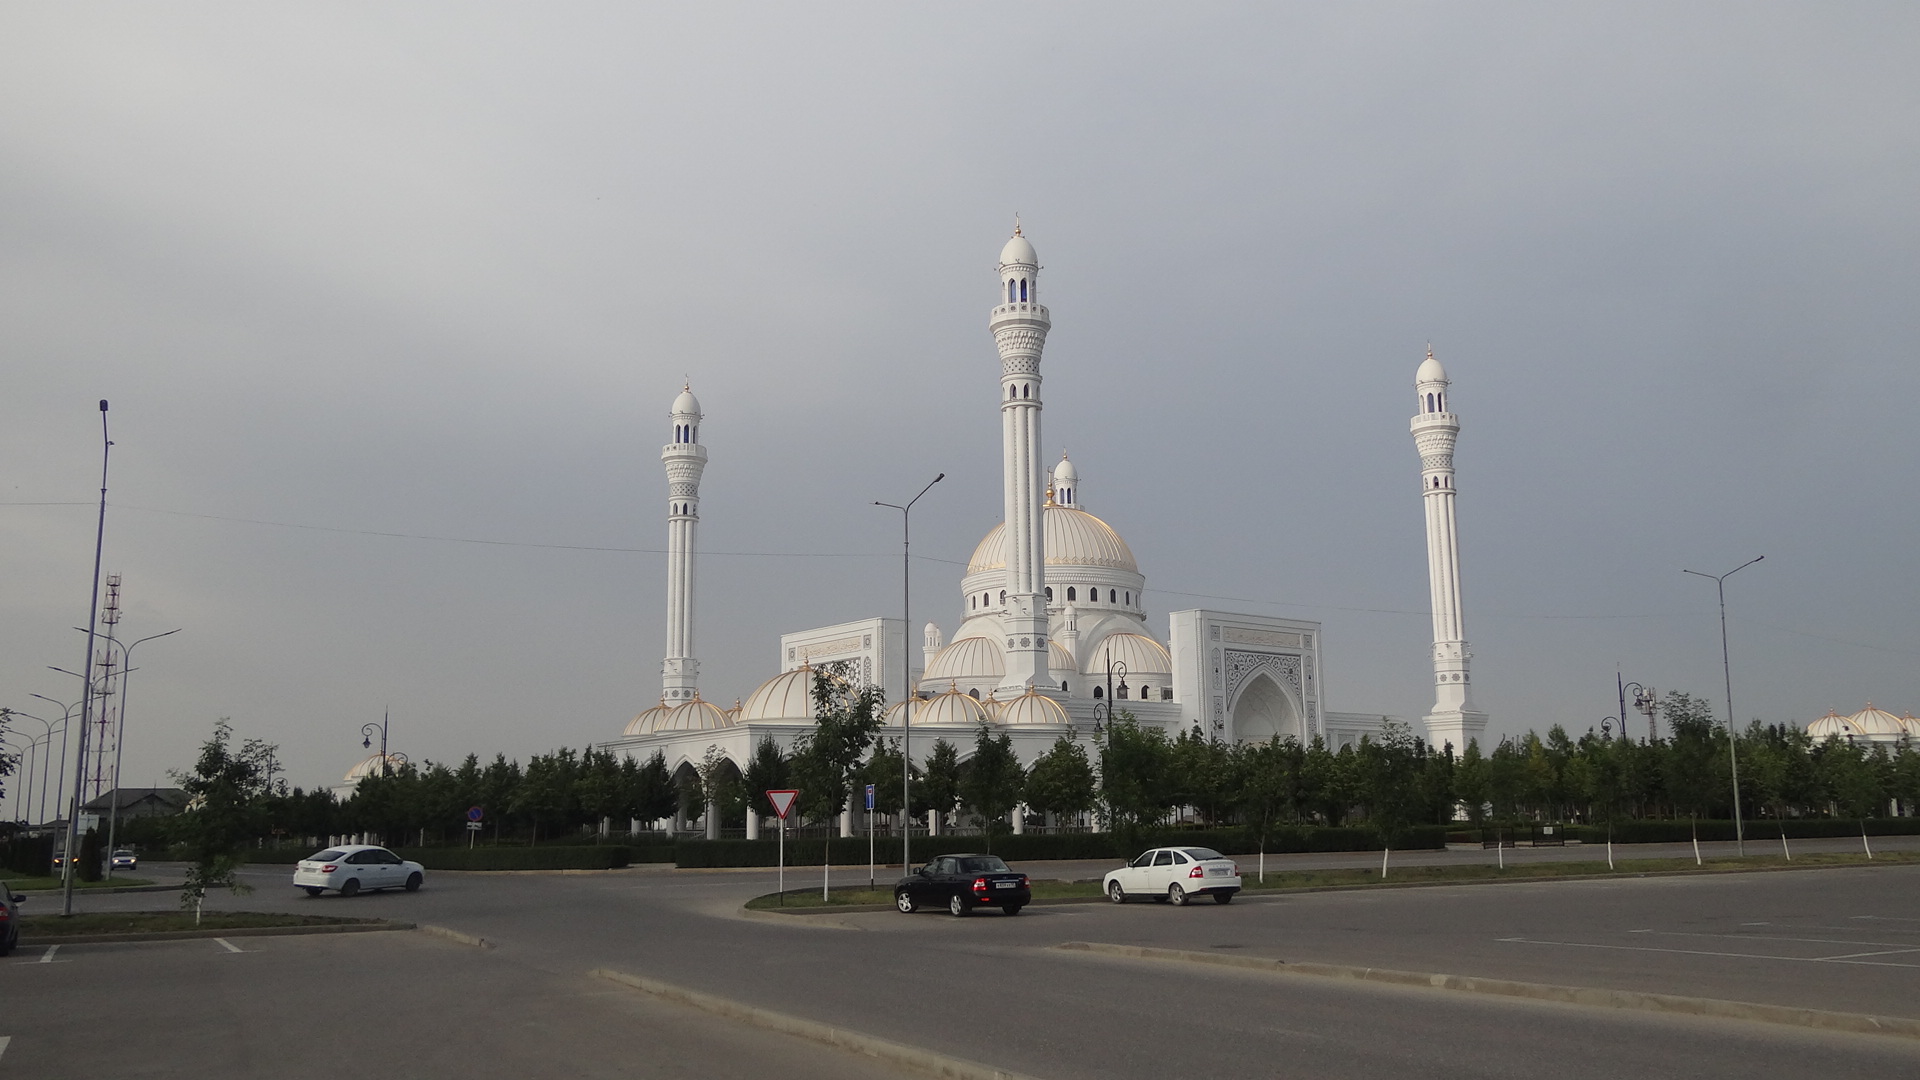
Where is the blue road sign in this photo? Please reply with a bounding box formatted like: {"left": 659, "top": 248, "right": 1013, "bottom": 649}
{"left": 865, "top": 784, "right": 875, "bottom": 811}
{"left": 467, "top": 806, "right": 484, "bottom": 822}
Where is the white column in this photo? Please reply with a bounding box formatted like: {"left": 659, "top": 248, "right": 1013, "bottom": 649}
{"left": 745, "top": 813, "right": 759, "bottom": 840}
{"left": 991, "top": 228, "right": 1054, "bottom": 696}
{"left": 1411, "top": 348, "right": 1488, "bottom": 753}
{"left": 662, "top": 386, "right": 707, "bottom": 702}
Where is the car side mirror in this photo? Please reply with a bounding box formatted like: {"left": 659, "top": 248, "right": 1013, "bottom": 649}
{"left": 13, "top": 894, "right": 26, "bottom": 903}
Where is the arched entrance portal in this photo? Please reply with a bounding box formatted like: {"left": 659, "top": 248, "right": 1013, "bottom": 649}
{"left": 1230, "top": 673, "right": 1301, "bottom": 744}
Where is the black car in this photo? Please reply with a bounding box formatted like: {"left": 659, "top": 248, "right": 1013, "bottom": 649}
{"left": 894, "top": 854, "right": 1030, "bottom": 916}
{"left": 0, "top": 880, "right": 24, "bottom": 956}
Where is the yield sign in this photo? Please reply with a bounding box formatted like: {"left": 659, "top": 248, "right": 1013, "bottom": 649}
{"left": 766, "top": 789, "right": 799, "bottom": 820}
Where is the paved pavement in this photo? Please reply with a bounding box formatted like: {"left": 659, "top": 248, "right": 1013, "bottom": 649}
{"left": 6, "top": 840, "right": 1919, "bottom": 1079}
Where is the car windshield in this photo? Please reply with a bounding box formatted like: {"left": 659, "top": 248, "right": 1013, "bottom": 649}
{"left": 309, "top": 849, "right": 347, "bottom": 861}
{"left": 956, "top": 856, "right": 1009, "bottom": 873}
{"left": 1181, "top": 848, "right": 1226, "bottom": 861}
{"left": 112, "top": 850, "right": 133, "bottom": 856}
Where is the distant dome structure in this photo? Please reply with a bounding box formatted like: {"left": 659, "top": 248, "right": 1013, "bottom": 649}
{"left": 997, "top": 688, "right": 1071, "bottom": 726}
{"left": 1807, "top": 704, "right": 1913, "bottom": 745}
{"left": 999, "top": 230, "right": 1037, "bottom": 268}
{"left": 625, "top": 700, "right": 673, "bottom": 736}
{"left": 885, "top": 686, "right": 991, "bottom": 727}
{"left": 1081, "top": 632, "right": 1172, "bottom": 679}
{"left": 343, "top": 752, "right": 407, "bottom": 783}
{"left": 924, "top": 635, "right": 1006, "bottom": 684}
{"left": 627, "top": 695, "right": 730, "bottom": 734}
{"left": 1806, "top": 709, "right": 1856, "bottom": 740}
{"left": 739, "top": 665, "right": 850, "bottom": 723}
{"left": 1902, "top": 713, "right": 1920, "bottom": 740}
{"left": 969, "top": 506, "right": 1138, "bottom": 575}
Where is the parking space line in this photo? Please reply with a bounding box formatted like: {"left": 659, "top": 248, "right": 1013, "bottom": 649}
{"left": 0, "top": 1034, "right": 10, "bottom": 1062}
{"left": 1643, "top": 930, "right": 1918, "bottom": 949}
{"left": 39, "top": 945, "right": 58, "bottom": 963}
{"left": 214, "top": 938, "right": 244, "bottom": 953}
{"left": 1815, "top": 948, "right": 1920, "bottom": 961}
{"left": 1497, "top": 936, "right": 1920, "bottom": 969}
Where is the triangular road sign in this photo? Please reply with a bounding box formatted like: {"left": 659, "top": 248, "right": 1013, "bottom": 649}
{"left": 766, "top": 789, "right": 799, "bottom": 820}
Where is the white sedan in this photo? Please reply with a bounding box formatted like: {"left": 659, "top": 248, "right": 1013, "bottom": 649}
{"left": 1103, "top": 846, "right": 1242, "bottom": 906}
{"left": 294, "top": 845, "right": 425, "bottom": 897}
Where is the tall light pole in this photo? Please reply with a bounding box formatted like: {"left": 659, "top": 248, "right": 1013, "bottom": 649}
{"left": 100, "top": 628, "right": 181, "bottom": 877}
{"left": 29, "top": 694, "right": 80, "bottom": 827}
{"left": 874, "top": 471, "right": 943, "bottom": 871}
{"left": 362, "top": 709, "right": 396, "bottom": 776}
{"left": 59, "top": 399, "right": 113, "bottom": 916}
{"left": 3, "top": 709, "right": 63, "bottom": 825}
{"left": 0, "top": 734, "right": 36, "bottom": 823}
{"left": 1684, "top": 555, "right": 1763, "bottom": 857}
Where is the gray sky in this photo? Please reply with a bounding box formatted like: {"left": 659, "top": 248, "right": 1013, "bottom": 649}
{"left": 4, "top": 4, "right": 1917, "bottom": 793}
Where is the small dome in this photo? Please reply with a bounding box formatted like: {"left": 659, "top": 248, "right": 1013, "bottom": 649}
{"left": 1847, "top": 703, "right": 1906, "bottom": 737}
{"left": 1416, "top": 349, "right": 1447, "bottom": 385}
{"left": 1901, "top": 714, "right": 1920, "bottom": 739}
{"left": 1000, "top": 231, "right": 1037, "bottom": 268}
{"left": 1051, "top": 454, "right": 1078, "bottom": 485}
{"left": 925, "top": 635, "right": 1005, "bottom": 683}
{"left": 662, "top": 698, "right": 731, "bottom": 732}
{"left": 885, "top": 687, "right": 991, "bottom": 727}
{"left": 625, "top": 700, "right": 673, "bottom": 736}
{"left": 1806, "top": 709, "right": 1857, "bottom": 740}
{"left": 672, "top": 386, "right": 701, "bottom": 417}
{"left": 998, "top": 688, "right": 1071, "bottom": 726}
{"left": 1081, "top": 632, "right": 1172, "bottom": 679}
{"left": 739, "top": 667, "right": 843, "bottom": 723}
{"left": 1049, "top": 641, "right": 1076, "bottom": 673}
{"left": 343, "top": 752, "right": 407, "bottom": 783}
{"left": 969, "top": 506, "right": 1138, "bottom": 574}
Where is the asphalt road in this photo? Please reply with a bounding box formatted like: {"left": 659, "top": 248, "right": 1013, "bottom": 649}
{"left": 7, "top": 840, "right": 1920, "bottom": 1079}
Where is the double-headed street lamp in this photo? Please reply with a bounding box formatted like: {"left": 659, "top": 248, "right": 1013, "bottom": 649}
{"left": 4, "top": 708, "right": 65, "bottom": 825}
{"left": 93, "top": 628, "right": 181, "bottom": 877}
{"left": 1684, "top": 555, "right": 1764, "bottom": 856}
{"left": 1089, "top": 652, "right": 1129, "bottom": 829}
{"left": 874, "top": 471, "right": 944, "bottom": 871}
{"left": 1621, "top": 680, "right": 1657, "bottom": 742}
{"left": 362, "top": 710, "right": 402, "bottom": 777}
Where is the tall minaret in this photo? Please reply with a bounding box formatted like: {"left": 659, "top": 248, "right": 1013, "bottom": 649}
{"left": 661, "top": 384, "right": 707, "bottom": 702}
{"left": 1411, "top": 348, "right": 1488, "bottom": 752}
{"left": 992, "top": 226, "right": 1053, "bottom": 695}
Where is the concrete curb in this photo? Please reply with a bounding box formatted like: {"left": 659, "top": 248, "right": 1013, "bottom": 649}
{"left": 417, "top": 923, "right": 494, "bottom": 948}
{"left": 17, "top": 882, "right": 196, "bottom": 896}
{"left": 1051, "top": 941, "right": 1920, "bottom": 1041}
{"left": 593, "top": 967, "right": 1043, "bottom": 1080}
{"left": 22, "top": 920, "right": 413, "bottom": 945}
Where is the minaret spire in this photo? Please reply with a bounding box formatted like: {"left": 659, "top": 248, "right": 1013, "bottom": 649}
{"left": 661, "top": 384, "right": 707, "bottom": 701}
{"left": 1411, "top": 348, "right": 1487, "bottom": 752}
{"left": 991, "top": 226, "right": 1053, "bottom": 695}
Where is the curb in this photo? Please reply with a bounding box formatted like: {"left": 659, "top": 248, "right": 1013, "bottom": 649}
{"left": 593, "top": 968, "right": 1042, "bottom": 1080}
{"left": 21, "top": 920, "right": 413, "bottom": 945}
{"left": 1050, "top": 942, "right": 1920, "bottom": 1041}
{"left": 417, "top": 923, "right": 494, "bottom": 948}
{"left": 17, "top": 883, "right": 196, "bottom": 896}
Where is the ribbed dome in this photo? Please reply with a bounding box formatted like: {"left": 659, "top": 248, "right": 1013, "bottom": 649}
{"left": 1847, "top": 704, "right": 1907, "bottom": 736}
{"left": 1049, "top": 641, "right": 1076, "bottom": 672}
{"left": 625, "top": 700, "right": 673, "bottom": 736}
{"left": 998, "top": 689, "right": 1071, "bottom": 726}
{"left": 1807, "top": 709, "right": 1859, "bottom": 740}
{"left": 1902, "top": 714, "right": 1920, "bottom": 739}
{"left": 739, "top": 667, "right": 840, "bottom": 723}
{"left": 885, "top": 687, "right": 991, "bottom": 727}
{"left": 1081, "top": 632, "right": 1172, "bottom": 678}
{"left": 968, "top": 506, "right": 1138, "bottom": 574}
{"left": 661, "top": 698, "right": 731, "bottom": 732}
{"left": 1000, "top": 232, "right": 1037, "bottom": 267}
{"left": 925, "top": 635, "right": 1005, "bottom": 682}
{"left": 343, "top": 752, "right": 407, "bottom": 783}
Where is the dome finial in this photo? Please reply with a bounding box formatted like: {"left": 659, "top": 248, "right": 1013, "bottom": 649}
{"left": 1013, "top": 212, "right": 1022, "bottom": 237}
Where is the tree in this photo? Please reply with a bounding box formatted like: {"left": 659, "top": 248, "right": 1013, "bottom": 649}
{"left": 1100, "top": 713, "right": 1175, "bottom": 838}
{"left": 1454, "top": 739, "right": 1490, "bottom": 825}
{"left": 629, "top": 750, "right": 677, "bottom": 827}
{"left": 1238, "top": 737, "right": 1303, "bottom": 867}
{"left": 172, "top": 720, "right": 279, "bottom": 911}
{"left": 959, "top": 724, "right": 1024, "bottom": 846}
{"left": 742, "top": 736, "right": 791, "bottom": 822}
{"left": 1169, "top": 729, "right": 1239, "bottom": 825}
{"left": 1024, "top": 734, "right": 1096, "bottom": 825}
{"left": 920, "top": 739, "right": 962, "bottom": 826}
{"left": 788, "top": 664, "right": 886, "bottom": 823}
{"left": 860, "top": 738, "right": 911, "bottom": 818}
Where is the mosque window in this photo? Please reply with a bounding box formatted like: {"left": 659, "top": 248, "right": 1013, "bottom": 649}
{"left": 970, "top": 596, "right": 976, "bottom": 610}
{"left": 1437, "top": 394, "right": 1444, "bottom": 412}
{"left": 1022, "top": 384, "right": 1030, "bottom": 399}
{"left": 1426, "top": 393, "right": 1435, "bottom": 412}
{"left": 1020, "top": 278, "right": 1028, "bottom": 301}
{"left": 1093, "top": 686, "right": 1103, "bottom": 699}
{"left": 1008, "top": 281, "right": 1016, "bottom": 304}
{"left": 1000, "top": 590, "right": 1007, "bottom": 605}
{"left": 969, "top": 688, "right": 980, "bottom": 700}
{"left": 1066, "top": 587, "right": 1076, "bottom": 601}
{"left": 1125, "top": 592, "right": 1131, "bottom": 605}
{"left": 1045, "top": 587, "right": 1053, "bottom": 601}
{"left": 1107, "top": 589, "right": 1116, "bottom": 603}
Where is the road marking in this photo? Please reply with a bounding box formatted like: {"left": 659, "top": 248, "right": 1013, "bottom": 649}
{"left": 0, "top": 1034, "right": 9, "bottom": 1062}
{"left": 1815, "top": 948, "right": 1920, "bottom": 961}
{"left": 214, "top": 937, "right": 243, "bottom": 953}
{"left": 39, "top": 945, "right": 58, "bottom": 963}
{"left": 1497, "top": 936, "right": 1920, "bottom": 969}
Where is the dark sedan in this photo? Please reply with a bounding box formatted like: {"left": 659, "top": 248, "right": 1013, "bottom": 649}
{"left": 894, "top": 854, "right": 1030, "bottom": 916}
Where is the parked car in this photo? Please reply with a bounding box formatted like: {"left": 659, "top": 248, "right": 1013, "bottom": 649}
{"left": 893, "top": 853, "right": 1030, "bottom": 916}
{"left": 0, "top": 881, "right": 23, "bottom": 956}
{"left": 293, "top": 845, "right": 425, "bottom": 897}
{"left": 110, "top": 849, "right": 138, "bottom": 870}
{"left": 1103, "top": 847, "right": 1242, "bottom": 906}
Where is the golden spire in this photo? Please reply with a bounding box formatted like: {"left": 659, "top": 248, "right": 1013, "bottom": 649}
{"left": 1013, "top": 212, "right": 1022, "bottom": 237}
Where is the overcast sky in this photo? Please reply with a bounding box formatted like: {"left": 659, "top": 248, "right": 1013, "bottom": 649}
{"left": 4, "top": 4, "right": 1917, "bottom": 795}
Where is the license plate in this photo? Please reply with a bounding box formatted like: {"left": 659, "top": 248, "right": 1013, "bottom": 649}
{"left": 994, "top": 881, "right": 1016, "bottom": 889}
{"left": 1208, "top": 867, "right": 1229, "bottom": 876}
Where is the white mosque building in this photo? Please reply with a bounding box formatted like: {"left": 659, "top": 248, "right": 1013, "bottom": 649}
{"left": 600, "top": 229, "right": 1483, "bottom": 835}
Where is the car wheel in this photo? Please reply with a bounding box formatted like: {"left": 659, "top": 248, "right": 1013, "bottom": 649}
{"left": 405, "top": 872, "right": 423, "bottom": 892}
{"left": 1168, "top": 883, "right": 1188, "bottom": 906}
{"left": 303, "top": 886, "right": 324, "bottom": 897}
{"left": 1001, "top": 904, "right": 1023, "bottom": 916}
{"left": 340, "top": 878, "right": 361, "bottom": 898}
{"left": 896, "top": 890, "right": 919, "bottom": 914}
{"left": 948, "top": 893, "right": 971, "bottom": 917}
{"left": 1213, "top": 891, "right": 1234, "bottom": 905}
{"left": 1107, "top": 881, "right": 1126, "bottom": 904}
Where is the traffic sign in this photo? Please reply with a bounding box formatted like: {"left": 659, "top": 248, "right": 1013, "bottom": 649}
{"left": 865, "top": 784, "right": 875, "bottom": 811}
{"left": 767, "top": 789, "right": 799, "bottom": 820}
{"left": 466, "top": 821, "right": 483, "bottom": 831}
{"left": 467, "top": 806, "right": 484, "bottom": 822}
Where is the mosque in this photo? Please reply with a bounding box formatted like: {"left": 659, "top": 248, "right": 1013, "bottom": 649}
{"left": 597, "top": 229, "right": 1487, "bottom": 836}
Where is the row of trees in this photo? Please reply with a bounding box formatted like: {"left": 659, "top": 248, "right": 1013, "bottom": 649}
{"left": 126, "top": 686, "right": 1920, "bottom": 855}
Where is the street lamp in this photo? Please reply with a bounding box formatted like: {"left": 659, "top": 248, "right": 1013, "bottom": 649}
{"left": 1622, "top": 681, "right": 1657, "bottom": 742}
{"left": 3, "top": 708, "right": 64, "bottom": 825}
{"left": 29, "top": 694, "right": 81, "bottom": 826}
{"left": 0, "top": 734, "right": 38, "bottom": 823}
{"left": 1089, "top": 651, "right": 1129, "bottom": 829}
{"left": 59, "top": 398, "right": 113, "bottom": 915}
{"left": 1684, "top": 555, "right": 1764, "bottom": 856}
{"left": 1597, "top": 717, "right": 1617, "bottom": 741}
{"left": 361, "top": 710, "right": 400, "bottom": 777}
{"left": 874, "top": 471, "right": 943, "bottom": 871}
{"left": 91, "top": 628, "right": 181, "bottom": 877}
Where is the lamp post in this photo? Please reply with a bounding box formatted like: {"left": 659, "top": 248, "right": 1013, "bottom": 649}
{"left": 97, "top": 628, "right": 181, "bottom": 878}
{"left": 4, "top": 709, "right": 64, "bottom": 825}
{"left": 1597, "top": 717, "right": 1617, "bottom": 742}
{"left": 29, "top": 694, "right": 80, "bottom": 827}
{"left": 59, "top": 398, "right": 113, "bottom": 916}
{"left": 1621, "top": 680, "right": 1657, "bottom": 742}
{"left": 874, "top": 471, "right": 943, "bottom": 872}
{"left": 1684, "top": 555, "right": 1764, "bottom": 857}
{"left": 1090, "top": 651, "right": 1129, "bottom": 830}
{"left": 0, "top": 734, "right": 37, "bottom": 823}
{"left": 362, "top": 710, "right": 397, "bottom": 777}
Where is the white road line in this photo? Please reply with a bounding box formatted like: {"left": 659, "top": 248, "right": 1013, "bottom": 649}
{"left": 1814, "top": 947, "right": 1920, "bottom": 961}
{"left": 214, "top": 937, "right": 243, "bottom": 953}
{"left": 39, "top": 945, "right": 58, "bottom": 963}
{"left": 1497, "top": 936, "right": 1920, "bottom": 969}
{"left": 0, "top": 1034, "right": 10, "bottom": 1062}
{"left": 1642, "top": 929, "right": 1917, "bottom": 949}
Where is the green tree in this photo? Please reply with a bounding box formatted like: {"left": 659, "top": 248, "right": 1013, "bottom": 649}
{"left": 1169, "top": 729, "right": 1239, "bottom": 825}
{"left": 742, "top": 736, "right": 791, "bottom": 822}
{"left": 860, "top": 738, "right": 911, "bottom": 818}
{"left": 1454, "top": 739, "right": 1489, "bottom": 825}
{"left": 1238, "top": 737, "right": 1303, "bottom": 865}
{"left": 959, "top": 724, "right": 1024, "bottom": 846}
{"left": 1023, "top": 734, "right": 1097, "bottom": 825}
{"left": 172, "top": 720, "right": 279, "bottom": 911}
{"left": 920, "top": 739, "right": 962, "bottom": 826}
{"left": 788, "top": 664, "right": 886, "bottom": 823}
{"left": 628, "top": 750, "right": 677, "bottom": 827}
{"left": 1100, "top": 713, "right": 1175, "bottom": 838}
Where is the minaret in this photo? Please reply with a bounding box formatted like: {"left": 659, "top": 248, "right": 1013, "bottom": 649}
{"left": 661, "top": 384, "right": 707, "bottom": 702}
{"left": 991, "top": 225, "right": 1053, "bottom": 695}
{"left": 1051, "top": 452, "right": 1078, "bottom": 509}
{"left": 1410, "top": 348, "right": 1488, "bottom": 752}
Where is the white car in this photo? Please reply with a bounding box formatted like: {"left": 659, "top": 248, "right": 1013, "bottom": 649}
{"left": 1103, "top": 846, "right": 1242, "bottom": 906}
{"left": 294, "top": 845, "right": 425, "bottom": 897}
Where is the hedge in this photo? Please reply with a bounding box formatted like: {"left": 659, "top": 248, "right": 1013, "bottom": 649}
{"left": 244, "top": 842, "right": 677, "bottom": 870}
{"left": 673, "top": 824, "right": 1448, "bottom": 869}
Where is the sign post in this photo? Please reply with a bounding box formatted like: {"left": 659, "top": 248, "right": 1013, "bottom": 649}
{"left": 466, "top": 806, "right": 484, "bottom": 850}
{"left": 866, "top": 784, "right": 876, "bottom": 890}
{"left": 766, "top": 789, "right": 799, "bottom": 905}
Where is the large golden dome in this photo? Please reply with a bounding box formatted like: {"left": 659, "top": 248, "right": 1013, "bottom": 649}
{"left": 967, "top": 505, "right": 1138, "bottom": 575}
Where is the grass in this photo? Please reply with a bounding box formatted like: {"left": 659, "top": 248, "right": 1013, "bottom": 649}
{"left": 19, "top": 910, "right": 384, "bottom": 937}
{"left": 746, "top": 849, "right": 1920, "bottom": 910}
{"left": 5, "top": 876, "right": 154, "bottom": 892}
